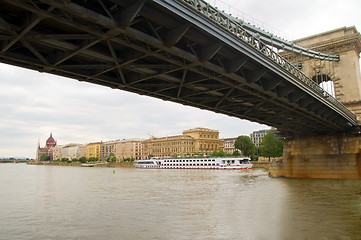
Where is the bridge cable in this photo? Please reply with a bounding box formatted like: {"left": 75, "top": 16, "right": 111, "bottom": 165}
{"left": 332, "top": 60, "right": 337, "bottom": 98}
{"left": 319, "top": 53, "right": 323, "bottom": 85}
{"left": 314, "top": 56, "right": 318, "bottom": 84}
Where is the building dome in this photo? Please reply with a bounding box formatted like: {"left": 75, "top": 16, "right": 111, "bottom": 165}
{"left": 46, "top": 133, "right": 57, "bottom": 148}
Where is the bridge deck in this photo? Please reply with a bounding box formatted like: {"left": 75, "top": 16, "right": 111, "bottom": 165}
{"left": 0, "top": 0, "right": 357, "bottom": 134}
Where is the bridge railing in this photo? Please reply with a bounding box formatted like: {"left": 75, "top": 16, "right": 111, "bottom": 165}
{"left": 178, "top": 0, "right": 356, "bottom": 121}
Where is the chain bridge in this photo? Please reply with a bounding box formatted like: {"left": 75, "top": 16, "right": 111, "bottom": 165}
{"left": 0, "top": 0, "right": 358, "bottom": 135}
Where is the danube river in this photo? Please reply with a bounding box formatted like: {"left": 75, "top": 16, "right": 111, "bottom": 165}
{"left": 0, "top": 163, "right": 360, "bottom": 240}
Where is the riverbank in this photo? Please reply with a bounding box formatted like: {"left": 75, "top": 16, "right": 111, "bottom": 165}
{"left": 252, "top": 161, "right": 270, "bottom": 169}
{"left": 27, "top": 161, "right": 135, "bottom": 168}
{"left": 27, "top": 161, "right": 270, "bottom": 169}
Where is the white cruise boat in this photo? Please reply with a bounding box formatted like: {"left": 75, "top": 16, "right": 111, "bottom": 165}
{"left": 134, "top": 157, "right": 252, "bottom": 170}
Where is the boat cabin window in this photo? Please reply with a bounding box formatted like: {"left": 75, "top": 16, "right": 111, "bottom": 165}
{"left": 239, "top": 159, "right": 250, "bottom": 164}
{"left": 137, "top": 161, "right": 154, "bottom": 164}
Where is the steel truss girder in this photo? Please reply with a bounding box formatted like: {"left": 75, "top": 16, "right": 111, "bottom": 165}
{"left": 0, "top": 0, "right": 357, "bottom": 135}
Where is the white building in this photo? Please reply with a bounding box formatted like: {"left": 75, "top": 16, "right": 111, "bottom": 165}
{"left": 62, "top": 143, "right": 82, "bottom": 160}
{"left": 52, "top": 145, "right": 63, "bottom": 160}
{"left": 223, "top": 137, "right": 237, "bottom": 154}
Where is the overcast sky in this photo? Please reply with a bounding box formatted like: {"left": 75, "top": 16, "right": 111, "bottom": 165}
{"left": 1, "top": 0, "right": 360, "bottom": 158}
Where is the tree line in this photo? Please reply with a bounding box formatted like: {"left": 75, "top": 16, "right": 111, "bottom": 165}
{"left": 42, "top": 154, "right": 136, "bottom": 163}
{"left": 234, "top": 132, "right": 283, "bottom": 160}
{"left": 180, "top": 132, "right": 283, "bottom": 160}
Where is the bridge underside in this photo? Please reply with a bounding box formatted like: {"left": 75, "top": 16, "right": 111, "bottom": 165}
{"left": 0, "top": 0, "right": 357, "bottom": 134}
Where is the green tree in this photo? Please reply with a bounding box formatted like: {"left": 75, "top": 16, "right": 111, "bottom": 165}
{"left": 106, "top": 154, "right": 117, "bottom": 163}
{"left": 79, "top": 157, "right": 87, "bottom": 163}
{"left": 232, "top": 150, "right": 241, "bottom": 156}
{"left": 211, "top": 150, "right": 219, "bottom": 157}
{"left": 211, "top": 150, "right": 229, "bottom": 157}
{"left": 260, "top": 132, "right": 283, "bottom": 160}
{"left": 234, "top": 136, "right": 256, "bottom": 157}
{"left": 123, "top": 157, "right": 135, "bottom": 162}
{"left": 40, "top": 154, "right": 47, "bottom": 161}
{"left": 88, "top": 157, "right": 98, "bottom": 162}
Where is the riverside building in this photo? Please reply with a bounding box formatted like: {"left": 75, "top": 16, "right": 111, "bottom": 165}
{"left": 51, "top": 143, "right": 87, "bottom": 160}
{"left": 62, "top": 143, "right": 82, "bottom": 160}
{"left": 100, "top": 140, "right": 118, "bottom": 160}
{"left": 115, "top": 139, "right": 143, "bottom": 161}
{"left": 86, "top": 142, "right": 103, "bottom": 159}
{"left": 77, "top": 144, "right": 87, "bottom": 158}
{"left": 250, "top": 129, "right": 271, "bottom": 147}
{"left": 141, "top": 139, "right": 153, "bottom": 160}
{"left": 52, "top": 145, "right": 63, "bottom": 160}
{"left": 223, "top": 137, "right": 237, "bottom": 154}
{"left": 35, "top": 127, "right": 225, "bottom": 161}
{"left": 150, "top": 128, "right": 224, "bottom": 158}
{"left": 36, "top": 133, "right": 57, "bottom": 161}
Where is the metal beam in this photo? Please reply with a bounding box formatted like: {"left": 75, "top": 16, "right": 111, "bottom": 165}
{"left": 200, "top": 43, "right": 223, "bottom": 61}
{"left": 225, "top": 57, "right": 248, "bottom": 73}
{"left": 246, "top": 69, "right": 267, "bottom": 83}
{"left": 1, "top": 8, "right": 54, "bottom": 53}
{"left": 118, "top": 0, "right": 147, "bottom": 28}
{"left": 215, "top": 88, "right": 234, "bottom": 108}
{"left": 177, "top": 70, "right": 187, "bottom": 98}
{"left": 164, "top": 23, "right": 191, "bottom": 46}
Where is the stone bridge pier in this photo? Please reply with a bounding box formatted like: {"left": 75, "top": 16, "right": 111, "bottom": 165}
{"left": 269, "top": 134, "right": 361, "bottom": 179}
{"left": 270, "top": 27, "right": 361, "bottom": 178}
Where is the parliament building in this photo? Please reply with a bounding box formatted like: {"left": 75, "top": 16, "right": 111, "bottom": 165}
{"left": 36, "top": 133, "right": 57, "bottom": 161}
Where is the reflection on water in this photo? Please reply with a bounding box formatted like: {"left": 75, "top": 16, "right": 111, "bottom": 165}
{"left": 280, "top": 179, "right": 361, "bottom": 239}
{"left": 0, "top": 164, "right": 360, "bottom": 240}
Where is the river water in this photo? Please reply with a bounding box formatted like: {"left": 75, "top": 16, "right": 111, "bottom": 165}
{"left": 0, "top": 163, "right": 360, "bottom": 240}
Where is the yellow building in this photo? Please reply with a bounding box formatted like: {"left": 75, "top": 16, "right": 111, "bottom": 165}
{"left": 151, "top": 135, "right": 194, "bottom": 157}
{"left": 183, "top": 127, "right": 223, "bottom": 153}
{"left": 150, "top": 127, "right": 223, "bottom": 158}
{"left": 86, "top": 142, "right": 103, "bottom": 159}
{"left": 141, "top": 139, "right": 153, "bottom": 159}
{"left": 115, "top": 140, "right": 143, "bottom": 161}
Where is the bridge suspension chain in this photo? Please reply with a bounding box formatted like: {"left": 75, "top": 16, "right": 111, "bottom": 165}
{"left": 178, "top": 0, "right": 353, "bottom": 121}
{"left": 179, "top": 0, "right": 339, "bottom": 61}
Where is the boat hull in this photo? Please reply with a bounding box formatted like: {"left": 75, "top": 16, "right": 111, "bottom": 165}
{"left": 134, "top": 157, "right": 253, "bottom": 170}
{"left": 135, "top": 165, "right": 252, "bottom": 170}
